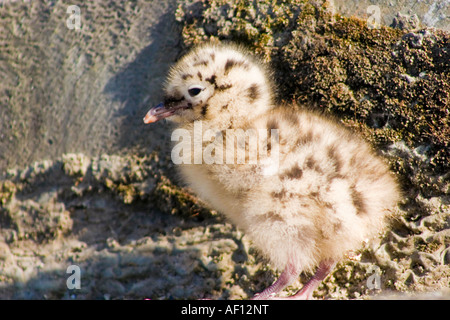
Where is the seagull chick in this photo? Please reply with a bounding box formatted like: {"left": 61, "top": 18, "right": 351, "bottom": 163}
{"left": 143, "top": 43, "right": 400, "bottom": 299}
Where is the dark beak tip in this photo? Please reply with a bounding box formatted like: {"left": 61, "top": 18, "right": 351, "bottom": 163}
{"left": 143, "top": 102, "right": 168, "bottom": 124}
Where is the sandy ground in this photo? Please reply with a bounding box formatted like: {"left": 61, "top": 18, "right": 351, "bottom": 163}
{"left": 0, "top": 0, "right": 449, "bottom": 299}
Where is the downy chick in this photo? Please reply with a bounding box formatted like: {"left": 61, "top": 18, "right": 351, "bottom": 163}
{"left": 143, "top": 43, "right": 400, "bottom": 299}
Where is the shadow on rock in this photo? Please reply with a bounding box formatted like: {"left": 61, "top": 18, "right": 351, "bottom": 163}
{"left": 103, "top": 9, "right": 182, "bottom": 157}
{"left": 0, "top": 154, "right": 254, "bottom": 299}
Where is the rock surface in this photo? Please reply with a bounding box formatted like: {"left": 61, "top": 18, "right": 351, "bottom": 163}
{"left": 333, "top": 0, "right": 449, "bottom": 31}
{"left": 0, "top": 0, "right": 449, "bottom": 299}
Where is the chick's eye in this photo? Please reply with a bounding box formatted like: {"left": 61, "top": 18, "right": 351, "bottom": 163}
{"left": 188, "top": 86, "right": 203, "bottom": 97}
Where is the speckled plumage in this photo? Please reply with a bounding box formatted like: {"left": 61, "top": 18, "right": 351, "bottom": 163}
{"left": 144, "top": 43, "right": 400, "bottom": 299}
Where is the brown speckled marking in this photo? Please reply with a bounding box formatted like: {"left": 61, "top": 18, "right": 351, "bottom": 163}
{"left": 349, "top": 155, "right": 357, "bottom": 168}
{"left": 280, "top": 110, "right": 299, "bottom": 127}
{"left": 305, "top": 156, "right": 323, "bottom": 173}
{"left": 197, "top": 71, "right": 203, "bottom": 81}
{"left": 350, "top": 185, "right": 367, "bottom": 215}
{"left": 267, "top": 118, "right": 279, "bottom": 131}
{"left": 267, "top": 138, "right": 272, "bottom": 153}
{"left": 224, "top": 59, "right": 246, "bottom": 75}
{"left": 261, "top": 211, "right": 285, "bottom": 223}
{"left": 296, "top": 131, "right": 314, "bottom": 146}
{"left": 247, "top": 83, "right": 260, "bottom": 102}
{"left": 206, "top": 75, "right": 216, "bottom": 85}
{"left": 309, "top": 191, "right": 319, "bottom": 198}
{"left": 327, "top": 172, "right": 346, "bottom": 181}
{"left": 271, "top": 189, "right": 287, "bottom": 199}
{"left": 281, "top": 165, "right": 303, "bottom": 180}
{"left": 193, "top": 60, "right": 208, "bottom": 67}
{"left": 327, "top": 145, "right": 343, "bottom": 173}
{"left": 217, "top": 83, "right": 233, "bottom": 91}
{"left": 182, "top": 74, "right": 192, "bottom": 80}
{"left": 333, "top": 220, "right": 343, "bottom": 232}
{"left": 205, "top": 74, "right": 232, "bottom": 91}
{"left": 201, "top": 104, "right": 209, "bottom": 116}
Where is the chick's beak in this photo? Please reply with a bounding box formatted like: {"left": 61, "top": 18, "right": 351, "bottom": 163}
{"left": 143, "top": 102, "right": 175, "bottom": 124}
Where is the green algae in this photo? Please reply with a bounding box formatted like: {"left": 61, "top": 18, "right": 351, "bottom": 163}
{"left": 152, "top": 175, "right": 217, "bottom": 220}
{"left": 0, "top": 180, "right": 17, "bottom": 206}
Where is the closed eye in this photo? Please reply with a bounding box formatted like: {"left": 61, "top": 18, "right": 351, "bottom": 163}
{"left": 188, "top": 85, "right": 204, "bottom": 97}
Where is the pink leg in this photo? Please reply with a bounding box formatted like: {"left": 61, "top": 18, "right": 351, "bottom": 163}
{"left": 252, "top": 259, "right": 336, "bottom": 300}
{"left": 252, "top": 262, "right": 300, "bottom": 300}
{"left": 289, "top": 259, "right": 336, "bottom": 300}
